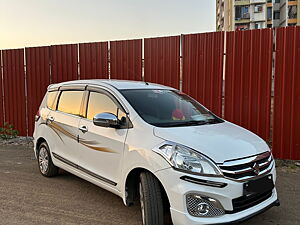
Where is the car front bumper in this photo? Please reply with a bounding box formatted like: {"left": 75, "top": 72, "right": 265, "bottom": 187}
{"left": 155, "top": 166, "right": 278, "bottom": 225}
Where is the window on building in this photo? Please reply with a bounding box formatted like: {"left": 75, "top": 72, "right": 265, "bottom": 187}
{"left": 235, "top": 24, "right": 249, "bottom": 31}
{"left": 288, "top": 5, "right": 297, "bottom": 19}
{"left": 235, "top": 6, "right": 249, "bottom": 20}
{"left": 267, "top": 7, "right": 273, "bottom": 20}
{"left": 235, "top": 6, "right": 241, "bottom": 19}
{"left": 267, "top": 24, "right": 272, "bottom": 28}
{"left": 274, "top": 11, "right": 280, "bottom": 20}
{"left": 255, "top": 23, "right": 263, "bottom": 29}
{"left": 254, "top": 5, "right": 263, "bottom": 13}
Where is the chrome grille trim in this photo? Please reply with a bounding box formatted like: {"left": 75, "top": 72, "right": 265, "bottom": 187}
{"left": 228, "top": 161, "right": 274, "bottom": 181}
{"left": 218, "top": 151, "right": 274, "bottom": 181}
{"left": 221, "top": 167, "right": 254, "bottom": 175}
{"left": 259, "top": 155, "right": 272, "bottom": 167}
{"left": 221, "top": 151, "right": 270, "bottom": 167}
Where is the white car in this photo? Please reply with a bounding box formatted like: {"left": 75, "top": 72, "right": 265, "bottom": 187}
{"left": 33, "top": 79, "right": 279, "bottom": 225}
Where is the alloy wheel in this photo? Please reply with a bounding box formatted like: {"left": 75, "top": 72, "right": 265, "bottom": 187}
{"left": 39, "top": 147, "right": 49, "bottom": 174}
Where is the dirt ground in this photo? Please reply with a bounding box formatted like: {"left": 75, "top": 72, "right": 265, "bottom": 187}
{"left": 0, "top": 145, "right": 299, "bottom": 225}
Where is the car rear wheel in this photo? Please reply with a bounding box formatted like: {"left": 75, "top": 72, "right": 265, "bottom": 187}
{"left": 38, "top": 142, "right": 58, "bottom": 177}
{"left": 139, "top": 172, "right": 164, "bottom": 225}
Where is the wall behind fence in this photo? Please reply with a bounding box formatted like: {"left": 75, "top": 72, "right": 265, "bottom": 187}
{"left": 224, "top": 29, "right": 273, "bottom": 141}
{"left": 273, "top": 26, "right": 300, "bottom": 160}
{"left": 182, "top": 32, "right": 224, "bottom": 117}
{"left": 0, "top": 27, "right": 299, "bottom": 160}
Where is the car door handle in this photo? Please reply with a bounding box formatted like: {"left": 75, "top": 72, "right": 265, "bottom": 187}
{"left": 47, "top": 116, "right": 54, "bottom": 123}
{"left": 79, "top": 125, "right": 88, "bottom": 133}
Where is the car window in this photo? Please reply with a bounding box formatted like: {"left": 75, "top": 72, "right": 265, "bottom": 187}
{"left": 47, "top": 91, "right": 58, "bottom": 110}
{"left": 57, "top": 91, "right": 84, "bottom": 116}
{"left": 86, "top": 92, "right": 125, "bottom": 120}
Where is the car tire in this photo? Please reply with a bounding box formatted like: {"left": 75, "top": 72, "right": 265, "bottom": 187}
{"left": 139, "top": 172, "right": 164, "bottom": 225}
{"left": 37, "top": 142, "right": 59, "bottom": 177}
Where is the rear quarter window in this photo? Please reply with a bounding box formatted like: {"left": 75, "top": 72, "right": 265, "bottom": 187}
{"left": 47, "top": 91, "right": 58, "bottom": 110}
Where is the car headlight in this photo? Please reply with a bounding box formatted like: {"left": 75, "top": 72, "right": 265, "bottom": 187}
{"left": 153, "top": 141, "right": 222, "bottom": 176}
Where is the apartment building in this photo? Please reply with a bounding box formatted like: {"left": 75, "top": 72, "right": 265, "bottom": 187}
{"left": 216, "top": 0, "right": 300, "bottom": 31}
{"left": 216, "top": 0, "right": 234, "bottom": 31}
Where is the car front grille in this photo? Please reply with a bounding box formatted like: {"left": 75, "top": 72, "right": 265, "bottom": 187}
{"left": 219, "top": 151, "right": 274, "bottom": 181}
{"left": 228, "top": 189, "right": 274, "bottom": 213}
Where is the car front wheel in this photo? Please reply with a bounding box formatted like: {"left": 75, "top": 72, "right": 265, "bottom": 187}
{"left": 139, "top": 172, "right": 164, "bottom": 225}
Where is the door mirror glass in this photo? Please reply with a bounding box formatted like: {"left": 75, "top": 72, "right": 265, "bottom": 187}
{"left": 93, "top": 113, "right": 119, "bottom": 128}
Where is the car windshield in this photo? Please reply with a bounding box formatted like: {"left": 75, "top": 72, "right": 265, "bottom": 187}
{"left": 121, "top": 89, "right": 223, "bottom": 127}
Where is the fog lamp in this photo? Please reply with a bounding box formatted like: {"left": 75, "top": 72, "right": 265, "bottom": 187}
{"left": 197, "top": 202, "right": 210, "bottom": 215}
{"left": 186, "top": 194, "right": 225, "bottom": 217}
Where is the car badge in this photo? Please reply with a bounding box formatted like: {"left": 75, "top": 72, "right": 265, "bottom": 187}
{"left": 252, "top": 163, "right": 260, "bottom": 175}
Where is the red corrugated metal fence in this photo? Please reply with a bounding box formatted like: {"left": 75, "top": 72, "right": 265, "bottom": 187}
{"left": 0, "top": 50, "right": 3, "bottom": 126}
{"left": 182, "top": 32, "right": 224, "bottom": 116}
{"left": 0, "top": 28, "right": 300, "bottom": 160}
{"left": 110, "top": 39, "right": 142, "bottom": 80}
{"left": 26, "top": 46, "right": 51, "bottom": 136}
{"left": 79, "top": 42, "right": 108, "bottom": 79}
{"left": 273, "top": 26, "right": 300, "bottom": 160}
{"left": 2, "top": 49, "right": 27, "bottom": 136}
{"left": 51, "top": 44, "right": 78, "bottom": 83}
{"left": 224, "top": 29, "right": 273, "bottom": 141}
{"left": 144, "top": 36, "right": 180, "bottom": 89}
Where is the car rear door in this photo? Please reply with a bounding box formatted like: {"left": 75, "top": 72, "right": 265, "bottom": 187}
{"left": 77, "top": 88, "right": 128, "bottom": 187}
{"left": 47, "top": 87, "right": 85, "bottom": 165}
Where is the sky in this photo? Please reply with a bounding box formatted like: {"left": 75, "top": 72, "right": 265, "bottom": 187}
{"left": 0, "top": 0, "right": 215, "bottom": 49}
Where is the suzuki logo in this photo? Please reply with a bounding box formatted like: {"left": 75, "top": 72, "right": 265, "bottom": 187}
{"left": 252, "top": 163, "right": 260, "bottom": 175}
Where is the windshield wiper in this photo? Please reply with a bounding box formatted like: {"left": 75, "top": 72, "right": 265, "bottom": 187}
{"left": 155, "top": 120, "right": 212, "bottom": 128}
{"left": 204, "top": 118, "right": 222, "bottom": 124}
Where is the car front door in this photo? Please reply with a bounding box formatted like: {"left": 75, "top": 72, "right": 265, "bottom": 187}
{"left": 47, "top": 89, "right": 84, "bottom": 164}
{"left": 77, "top": 89, "right": 128, "bottom": 187}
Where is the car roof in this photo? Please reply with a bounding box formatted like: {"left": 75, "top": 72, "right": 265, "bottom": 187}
{"left": 48, "top": 79, "right": 176, "bottom": 91}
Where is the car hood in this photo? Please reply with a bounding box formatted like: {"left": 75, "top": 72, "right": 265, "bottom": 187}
{"left": 153, "top": 122, "right": 269, "bottom": 163}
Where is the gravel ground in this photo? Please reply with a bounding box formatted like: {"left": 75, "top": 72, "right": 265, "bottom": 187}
{"left": 0, "top": 143, "right": 299, "bottom": 225}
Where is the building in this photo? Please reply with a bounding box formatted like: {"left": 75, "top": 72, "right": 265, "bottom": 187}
{"left": 216, "top": 0, "right": 300, "bottom": 31}
{"left": 216, "top": 0, "right": 234, "bottom": 31}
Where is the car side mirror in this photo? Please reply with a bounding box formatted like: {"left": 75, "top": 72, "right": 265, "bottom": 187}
{"left": 93, "top": 113, "right": 119, "bottom": 128}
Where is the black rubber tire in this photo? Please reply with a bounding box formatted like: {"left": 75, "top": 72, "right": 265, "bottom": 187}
{"left": 139, "top": 172, "right": 164, "bottom": 225}
{"left": 37, "top": 142, "right": 59, "bottom": 177}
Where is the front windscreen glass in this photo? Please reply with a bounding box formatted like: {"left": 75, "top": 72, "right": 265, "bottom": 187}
{"left": 121, "top": 89, "right": 223, "bottom": 127}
